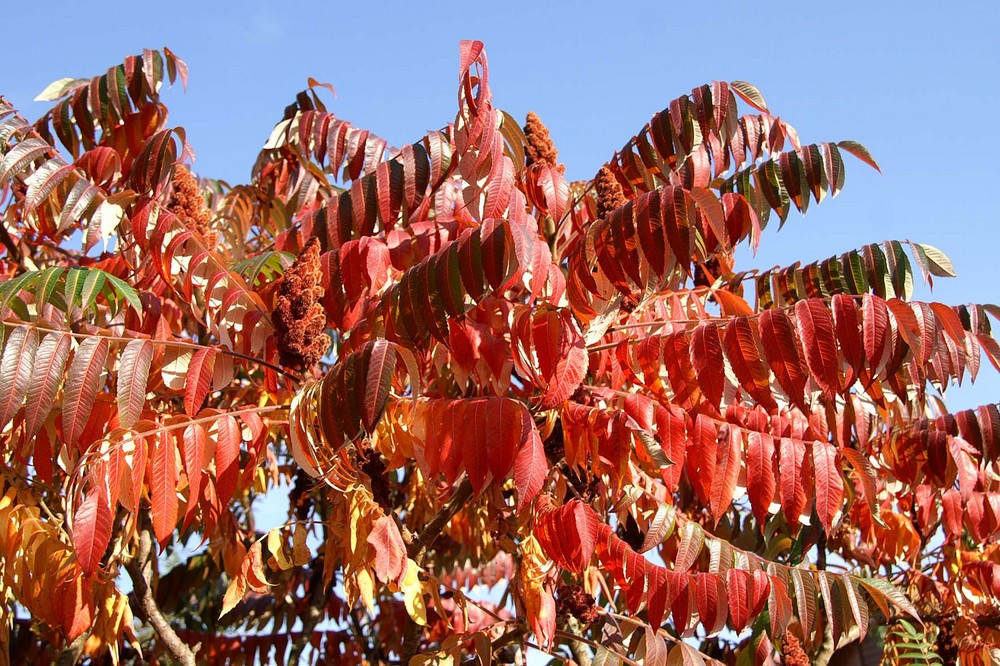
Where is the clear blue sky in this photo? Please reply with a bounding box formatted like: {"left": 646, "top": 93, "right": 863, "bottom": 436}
{"left": 3, "top": 0, "right": 998, "bottom": 411}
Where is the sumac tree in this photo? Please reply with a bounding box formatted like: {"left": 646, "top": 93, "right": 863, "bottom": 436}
{"left": 0, "top": 42, "right": 998, "bottom": 665}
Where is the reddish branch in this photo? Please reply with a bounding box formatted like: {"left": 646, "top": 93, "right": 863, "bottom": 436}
{"left": 273, "top": 237, "right": 330, "bottom": 371}
{"left": 125, "top": 516, "right": 197, "bottom": 666}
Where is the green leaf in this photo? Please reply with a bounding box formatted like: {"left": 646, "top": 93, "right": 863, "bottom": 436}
{"left": 103, "top": 273, "right": 143, "bottom": 316}
{"left": 232, "top": 251, "right": 295, "bottom": 287}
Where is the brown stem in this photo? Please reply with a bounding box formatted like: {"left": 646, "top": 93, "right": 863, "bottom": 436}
{"left": 406, "top": 479, "right": 474, "bottom": 561}
{"left": 55, "top": 631, "right": 88, "bottom": 666}
{"left": 287, "top": 564, "right": 326, "bottom": 666}
{"left": 564, "top": 617, "right": 593, "bottom": 666}
{"left": 400, "top": 478, "right": 475, "bottom": 662}
{"left": 125, "top": 515, "right": 196, "bottom": 666}
{"left": 288, "top": 499, "right": 329, "bottom": 666}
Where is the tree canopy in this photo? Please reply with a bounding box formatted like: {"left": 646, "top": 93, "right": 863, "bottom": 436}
{"left": 0, "top": 41, "right": 998, "bottom": 665}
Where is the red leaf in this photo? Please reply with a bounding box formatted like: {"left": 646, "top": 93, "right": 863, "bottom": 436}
{"left": 117, "top": 339, "right": 153, "bottom": 429}
{"left": 812, "top": 440, "right": 845, "bottom": 534}
{"left": 758, "top": 309, "right": 807, "bottom": 410}
{"left": 361, "top": 339, "right": 396, "bottom": 432}
{"left": 862, "top": 294, "right": 889, "bottom": 377}
{"left": 60, "top": 577, "right": 93, "bottom": 641}
{"left": 768, "top": 570, "right": 794, "bottom": 637}
{"left": 695, "top": 573, "right": 728, "bottom": 635}
{"left": 724, "top": 317, "right": 777, "bottom": 411}
{"left": 794, "top": 299, "right": 840, "bottom": 397}
{"left": 727, "top": 569, "right": 752, "bottom": 632}
{"left": 537, "top": 499, "right": 599, "bottom": 573}
{"left": 513, "top": 417, "right": 546, "bottom": 510}
{"left": 711, "top": 424, "right": 741, "bottom": 526}
{"left": 462, "top": 401, "right": 490, "bottom": 493}
{"left": 151, "top": 433, "right": 178, "bottom": 547}
{"left": 73, "top": 485, "right": 112, "bottom": 576}
{"left": 24, "top": 332, "right": 71, "bottom": 439}
{"left": 63, "top": 337, "right": 110, "bottom": 449}
{"left": 840, "top": 446, "right": 887, "bottom": 529}
{"left": 690, "top": 324, "right": 725, "bottom": 412}
{"left": 367, "top": 514, "right": 408, "bottom": 585}
{"left": 659, "top": 332, "right": 702, "bottom": 410}
{"left": 778, "top": 438, "right": 808, "bottom": 532}
{"left": 534, "top": 308, "right": 588, "bottom": 409}
{"left": 686, "top": 415, "right": 717, "bottom": 506}
{"left": 942, "top": 488, "right": 963, "bottom": 541}
{"left": 646, "top": 566, "right": 668, "bottom": 629}
{"left": 181, "top": 424, "right": 207, "bottom": 531}
{"left": 0, "top": 326, "right": 38, "bottom": 430}
{"left": 747, "top": 431, "right": 776, "bottom": 529}
{"left": 832, "top": 294, "right": 863, "bottom": 389}
{"left": 214, "top": 414, "right": 241, "bottom": 505}
{"left": 886, "top": 298, "right": 923, "bottom": 365}
{"left": 486, "top": 399, "right": 520, "bottom": 484}
{"left": 184, "top": 347, "right": 217, "bottom": 417}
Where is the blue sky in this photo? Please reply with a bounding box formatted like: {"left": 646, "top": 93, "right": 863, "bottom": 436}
{"left": 3, "top": 0, "right": 998, "bottom": 410}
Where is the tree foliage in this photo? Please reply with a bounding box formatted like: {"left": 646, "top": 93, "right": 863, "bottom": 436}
{"left": 0, "top": 42, "right": 998, "bottom": 665}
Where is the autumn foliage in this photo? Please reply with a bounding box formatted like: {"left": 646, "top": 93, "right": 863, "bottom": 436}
{"left": 0, "top": 41, "right": 999, "bottom": 665}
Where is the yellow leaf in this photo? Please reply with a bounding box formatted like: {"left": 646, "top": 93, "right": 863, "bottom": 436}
{"left": 292, "top": 523, "right": 311, "bottom": 565}
{"left": 357, "top": 568, "right": 376, "bottom": 614}
{"left": 409, "top": 654, "right": 454, "bottom": 666}
{"left": 401, "top": 560, "right": 426, "bottom": 626}
{"left": 219, "top": 574, "right": 246, "bottom": 618}
{"left": 267, "top": 528, "right": 293, "bottom": 570}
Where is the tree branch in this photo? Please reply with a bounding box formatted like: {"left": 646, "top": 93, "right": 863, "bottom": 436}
{"left": 401, "top": 478, "right": 474, "bottom": 662}
{"left": 125, "top": 516, "right": 196, "bottom": 666}
{"left": 287, "top": 564, "right": 326, "bottom": 666}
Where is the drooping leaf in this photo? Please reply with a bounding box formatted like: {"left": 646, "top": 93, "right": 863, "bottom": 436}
{"left": 361, "top": 339, "right": 396, "bottom": 432}
{"left": 0, "top": 326, "right": 38, "bottom": 430}
{"left": 116, "top": 339, "right": 152, "bottom": 429}
{"left": 724, "top": 316, "right": 777, "bottom": 411}
{"left": 181, "top": 423, "right": 207, "bottom": 532}
{"left": 794, "top": 299, "right": 841, "bottom": 397}
{"left": 366, "top": 514, "right": 408, "bottom": 586}
{"left": 63, "top": 337, "right": 110, "bottom": 449}
{"left": 812, "top": 439, "right": 845, "bottom": 534}
{"left": 710, "top": 424, "right": 741, "bottom": 525}
{"left": 73, "top": 485, "right": 112, "bottom": 576}
{"left": 758, "top": 309, "right": 807, "bottom": 410}
{"left": 150, "top": 433, "right": 178, "bottom": 547}
{"left": 746, "top": 431, "right": 776, "bottom": 529}
{"left": 214, "top": 414, "right": 241, "bottom": 506}
{"left": 513, "top": 420, "right": 547, "bottom": 510}
{"left": 184, "top": 347, "right": 217, "bottom": 417}
{"left": 778, "top": 437, "right": 808, "bottom": 532}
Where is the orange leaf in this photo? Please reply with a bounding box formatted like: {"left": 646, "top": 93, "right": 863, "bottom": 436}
{"left": 150, "top": 433, "right": 178, "bottom": 548}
